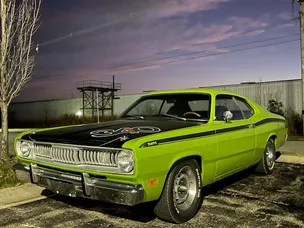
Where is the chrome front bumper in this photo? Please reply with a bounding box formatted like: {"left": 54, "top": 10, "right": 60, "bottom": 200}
{"left": 13, "top": 163, "right": 144, "bottom": 206}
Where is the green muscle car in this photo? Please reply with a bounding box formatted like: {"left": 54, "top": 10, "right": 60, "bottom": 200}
{"left": 14, "top": 88, "right": 288, "bottom": 223}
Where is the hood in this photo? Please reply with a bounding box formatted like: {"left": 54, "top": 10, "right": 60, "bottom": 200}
{"left": 22, "top": 119, "right": 200, "bottom": 148}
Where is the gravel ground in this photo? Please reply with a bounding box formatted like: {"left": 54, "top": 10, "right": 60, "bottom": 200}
{"left": 0, "top": 162, "right": 303, "bottom": 228}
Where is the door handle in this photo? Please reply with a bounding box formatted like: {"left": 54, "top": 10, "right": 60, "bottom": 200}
{"left": 248, "top": 124, "right": 255, "bottom": 128}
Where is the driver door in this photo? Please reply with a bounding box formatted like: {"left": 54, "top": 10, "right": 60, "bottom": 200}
{"left": 213, "top": 94, "right": 256, "bottom": 180}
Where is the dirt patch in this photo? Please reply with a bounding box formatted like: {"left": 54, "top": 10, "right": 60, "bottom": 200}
{"left": 0, "top": 162, "right": 23, "bottom": 189}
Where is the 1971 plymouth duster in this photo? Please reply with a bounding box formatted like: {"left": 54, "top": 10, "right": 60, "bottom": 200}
{"left": 14, "top": 88, "right": 288, "bottom": 223}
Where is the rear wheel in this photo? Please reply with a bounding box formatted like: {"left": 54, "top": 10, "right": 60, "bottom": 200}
{"left": 153, "top": 159, "right": 202, "bottom": 223}
{"left": 255, "top": 138, "right": 276, "bottom": 174}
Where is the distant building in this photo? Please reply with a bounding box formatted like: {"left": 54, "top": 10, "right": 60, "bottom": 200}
{"left": 8, "top": 78, "right": 301, "bottom": 125}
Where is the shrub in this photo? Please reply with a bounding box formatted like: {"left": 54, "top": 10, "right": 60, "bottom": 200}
{"left": 286, "top": 113, "right": 303, "bottom": 136}
{"left": 267, "top": 99, "right": 284, "bottom": 117}
{"left": 266, "top": 99, "right": 304, "bottom": 136}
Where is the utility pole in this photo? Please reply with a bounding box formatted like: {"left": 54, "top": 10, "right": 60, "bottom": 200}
{"left": 293, "top": 0, "right": 304, "bottom": 135}
{"left": 299, "top": 1, "right": 304, "bottom": 136}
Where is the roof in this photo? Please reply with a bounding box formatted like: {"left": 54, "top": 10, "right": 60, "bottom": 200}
{"left": 146, "top": 88, "right": 245, "bottom": 97}
{"left": 143, "top": 78, "right": 301, "bottom": 95}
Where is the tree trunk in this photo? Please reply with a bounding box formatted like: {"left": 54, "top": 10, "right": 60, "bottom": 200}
{"left": 0, "top": 102, "right": 9, "bottom": 162}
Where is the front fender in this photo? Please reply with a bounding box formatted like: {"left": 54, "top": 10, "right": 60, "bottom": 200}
{"left": 133, "top": 134, "right": 217, "bottom": 202}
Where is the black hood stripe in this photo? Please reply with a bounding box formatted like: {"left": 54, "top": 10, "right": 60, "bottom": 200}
{"left": 22, "top": 119, "right": 200, "bottom": 148}
{"left": 140, "top": 118, "right": 287, "bottom": 148}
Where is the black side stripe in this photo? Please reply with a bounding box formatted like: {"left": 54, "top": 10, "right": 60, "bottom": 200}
{"left": 139, "top": 118, "right": 287, "bottom": 148}
{"left": 215, "top": 124, "right": 248, "bottom": 134}
{"left": 156, "top": 130, "right": 215, "bottom": 145}
{"left": 254, "top": 118, "right": 286, "bottom": 126}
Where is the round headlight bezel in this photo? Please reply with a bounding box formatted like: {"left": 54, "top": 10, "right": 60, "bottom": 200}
{"left": 19, "top": 141, "right": 33, "bottom": 157}
{"left": 117, "top": 149, "right": 134, "bottom": 173}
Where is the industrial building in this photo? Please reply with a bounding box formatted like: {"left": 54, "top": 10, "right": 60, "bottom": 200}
{"left": 8, "top": 78, "right": 301, "bottom": 124}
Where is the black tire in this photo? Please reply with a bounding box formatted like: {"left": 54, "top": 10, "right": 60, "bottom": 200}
{"left": 153, "top": 158, "right": 203, "bottom": 224}
{"left": 255, "top": 138, "right": 276, "bottom": 175}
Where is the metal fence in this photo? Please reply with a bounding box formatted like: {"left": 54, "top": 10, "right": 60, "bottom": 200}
{"left": 200, "top": 79, "right": 301, "bottom": 116}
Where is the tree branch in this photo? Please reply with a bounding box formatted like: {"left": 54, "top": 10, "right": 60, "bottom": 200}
{"left": 0, "top": 0, "right": 41, "bottom": 105}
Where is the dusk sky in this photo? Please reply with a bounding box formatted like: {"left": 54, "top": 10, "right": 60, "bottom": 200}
{"left": 15, "top": 0, "right": 301, "bottom": 102}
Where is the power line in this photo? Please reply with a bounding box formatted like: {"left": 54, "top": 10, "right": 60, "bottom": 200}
{"left": 158, "top": 18, "right": 297, "bottom": 54}
{"left": 35, "top": 33, "right": 299, "bottom": 80}
{"left": 35, "top": 37, "right": 300, "bottom": 80}
{"left": 102, "top": 39, "right": 300, "bottom": 73}
{"left": 75, "top": 21, "right": 299, "bottom": 71}
{"left": 36, "top": 19, "right": 298, "bottom": 78}
{"left": 37, "top": 2, "right": 296, "bottom": 49}
{"left": 101, "top": 33, "right": 300, "bottom": 70}
{"left": 38, "top": 15, "right": 295, "bottom": 49}
{"left": 38, "top": 0, "right": 176, "bottom": 47}
{"left": 33, "top": 36, "right": 299, "bottom": 81}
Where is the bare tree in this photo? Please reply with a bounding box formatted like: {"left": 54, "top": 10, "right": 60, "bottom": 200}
{"left": 0, "top": 0, "right": 41, "bottom": 162}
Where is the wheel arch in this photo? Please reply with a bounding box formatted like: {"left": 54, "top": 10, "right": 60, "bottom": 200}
{"left": 254, "top": 133, "right": 277, "bottom": 175}
{"left": 267, "top": 133, "right": 277, "bottom": 148}
{"left": 153, "top": 154, "right": 204, "bottom": 223}
{"left": 156, "top": 154, "right": 203, "bottom": 201}
{"left": 168, "top": 154, "right": 202, "bottom": 173}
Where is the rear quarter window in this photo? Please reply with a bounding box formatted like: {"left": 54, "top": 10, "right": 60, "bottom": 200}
{"left": 234, "top": 97, "right": 254, "bottom": 119}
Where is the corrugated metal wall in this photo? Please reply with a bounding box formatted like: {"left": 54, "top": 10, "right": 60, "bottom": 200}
{"left": 9, "top": 98, "right": 83, "bottom": 122}
{"left": 202, "top": 79, "right": 301, "bottom": 116}
{"left": 9, "top": 93, "right": 147, "bottom": 122}
{"left": 9, "top": 79, "right": 302, "bottom": 122}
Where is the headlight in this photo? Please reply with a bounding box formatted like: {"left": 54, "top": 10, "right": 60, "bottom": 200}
{"left": 16, "top": 140, "right": 33, "bottom": 157}
{"left": 117, "top": 150, "right": 134, "bottom": 173}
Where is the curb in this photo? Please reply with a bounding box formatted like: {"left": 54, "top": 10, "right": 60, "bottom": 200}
{"left": 0, "top": 195, "right": 48, "bottom": 210}
{"left": 287, "top": 137, "right": 304, "bottom": 141}
{"left": 0, "top": 129, "right": 37, "bottom": 133}
{"left": 0, "top": 183, "right": 51, "bottom": 209}
{"left": 276, "top": 151, "right": 304, "bottom": 165}
{"left": 279, "top": 151, "right": 304, "bottom": 157}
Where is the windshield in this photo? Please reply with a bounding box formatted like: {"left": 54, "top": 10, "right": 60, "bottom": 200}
{"left": 120, "top": 93, "right": 211, "bottom": 122}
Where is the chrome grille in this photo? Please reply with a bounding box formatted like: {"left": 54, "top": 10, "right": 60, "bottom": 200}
{"left": 33, "top": 144, "right": 52, "bottom": 159}
{"left": 33, "top": 144, "right": 118, "bottom": 167}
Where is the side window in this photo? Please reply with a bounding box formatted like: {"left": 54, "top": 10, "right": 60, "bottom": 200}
{"left": 234, "top": 97, "right": 254, "bottom": 119}
{"left": 215, "top": 95, "right": 244, "bottom": 120}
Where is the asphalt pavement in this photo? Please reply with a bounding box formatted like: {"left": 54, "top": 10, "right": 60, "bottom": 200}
{"left": 0, "top": 162, "right": 303, "bottom": 228}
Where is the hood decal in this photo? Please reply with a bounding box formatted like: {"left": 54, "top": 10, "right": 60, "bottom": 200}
{"left": 22, "top": 119, "right": 199, "bottom": 148}
{"left": 90, "top": 126, "right": 161, "bottom": 138}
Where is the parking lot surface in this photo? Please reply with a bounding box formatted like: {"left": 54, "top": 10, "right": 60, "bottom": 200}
{"left": 0, "top": 162, "right": 303, "bottom": 228}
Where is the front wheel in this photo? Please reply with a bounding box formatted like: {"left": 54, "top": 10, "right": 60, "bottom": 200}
{"left": 255, "top": 138, "right": 276, "bottom": 174}
{"left": 153, "top": 159, "right": 203, "bottom": 223}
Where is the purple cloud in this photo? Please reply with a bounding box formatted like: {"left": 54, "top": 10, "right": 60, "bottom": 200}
{"left": 14, "top": 0, "right": 299, "bottom": 102}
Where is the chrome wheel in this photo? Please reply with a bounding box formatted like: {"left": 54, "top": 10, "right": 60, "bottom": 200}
{"left": 265, "top": 141, "right": 275, "bottom": 170}
{"left": 154, "top": 159, "right": 202, "bottom": 223}
{"left": 173, "top": 166, "right": 198, "bottom": 211}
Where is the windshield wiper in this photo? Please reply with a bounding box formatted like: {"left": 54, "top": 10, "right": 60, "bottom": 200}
{"left": 122, "top": 114, "right": 144, "bottom": 119}
{"left": 159, "top": 113, "right": 186, "bottom": 121}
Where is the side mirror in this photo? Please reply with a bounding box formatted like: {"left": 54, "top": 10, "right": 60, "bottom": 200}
{"left": 223, "top": 111, "right": 233, "bottom": 123}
